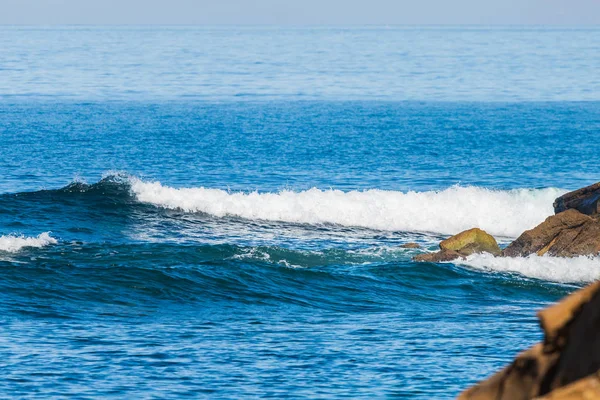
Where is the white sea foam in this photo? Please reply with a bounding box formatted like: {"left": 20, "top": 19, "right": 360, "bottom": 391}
{"left": 0, "top": 232, "right": 58, "bottom": 253}
{"left": 130, "top": 178, "right": 565, "bottom": 237}
{"left": 457, "top": 253, "right": 600, "bottom": 284}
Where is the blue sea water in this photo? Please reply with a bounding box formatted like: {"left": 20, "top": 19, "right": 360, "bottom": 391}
{"left": 1, "top": 26, "right": 600, "bottom": 398}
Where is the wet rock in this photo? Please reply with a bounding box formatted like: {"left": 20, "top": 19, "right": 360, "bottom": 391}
{"left": 400, "top": 242, "right": 421, "bottom": 249}
{"left": 554, "top": 181, "right": 600, "bottom": 216}
{"left": 458, "top": 282, "right": 600, "bottom": 400}
{"left": 503, "top": 209, "right": 600, "bottom": 257}
{"left": 413, "top": 228, "right": 500, "bottom": 262}
{"left": 439, "top": 228, "right": 501, "bottom": 256}
{"left": 413, "top": 249, "right": 463, "bottom": 262}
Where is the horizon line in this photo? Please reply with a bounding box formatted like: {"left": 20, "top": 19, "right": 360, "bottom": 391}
{"left": 1, "top": 23, "right": 599, "bottom": 27}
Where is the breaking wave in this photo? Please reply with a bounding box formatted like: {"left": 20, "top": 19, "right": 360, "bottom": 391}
{"left": 130, "top": 178, "right": 564, "bottom": 237}
{"left": 457, "top": 253, "right": 600, "bottom": 284}
{"left": 0, "top": 232, "right": 57, "bottom": 253}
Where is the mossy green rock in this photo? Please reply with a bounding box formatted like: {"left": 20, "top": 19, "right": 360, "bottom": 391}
{"left": 439, "top": 228, "right": 501, "bottom": 256}
{"left": 413, "top": 228, "right": 501, "bottom": 262}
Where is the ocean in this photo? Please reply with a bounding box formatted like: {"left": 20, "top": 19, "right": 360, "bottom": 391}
{"left": 1, "top": 26, "right": 600, "bottom": 398}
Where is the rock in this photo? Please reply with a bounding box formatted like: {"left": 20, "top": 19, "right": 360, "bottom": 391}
{"left": 535, "top": 372, "right": 600, "bottom": 399}
{"left": 400, "top": 242, "right": 421, "bottom": 249}
{"left": 458, "top": 281, "right": 600, "bottom": 400}
{"left": 413, "top": 228, "right": 500, "bottom": 262}
{"left": 554, "top": 181, "right": 600, "bottom": 216}
{"left": 413, "top": 249, "right": 463, "bottom": 262}
{"left": 503, "top": 209, "right": 600, "bottom": 257}
{"left": 439, "top": 228, "right": 501, "bottom": 256}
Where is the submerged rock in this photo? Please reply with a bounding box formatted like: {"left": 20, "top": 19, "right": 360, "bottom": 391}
{"left": 554, "top": 181, "right": 600, "bottom": 216}
{"left": 458, "top": 281, "right": 600, "bottom": 400}
{"left": 413, "top": 228, "right": 500, "bottom": 262}
{"left": 400, "top": 242, "right": 421, "bottom": 249}
{"left": 413, "top": 249, "right": 463, "bottom": 262}
{"left": 503, "top": 209, "right": 600, "bottom": 257}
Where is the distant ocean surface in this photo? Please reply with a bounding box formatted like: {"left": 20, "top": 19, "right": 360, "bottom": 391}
{"left": 1, "top": 26, "right": 600, "bottom": 398}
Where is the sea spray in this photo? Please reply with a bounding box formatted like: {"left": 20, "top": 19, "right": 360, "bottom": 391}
{"left": 0, "top": 232, "right": 57, "bottom": 253}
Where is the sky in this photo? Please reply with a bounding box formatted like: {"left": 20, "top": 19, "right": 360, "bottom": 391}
{"left": 1, "top": 0, "right": 599, "bottom": 25}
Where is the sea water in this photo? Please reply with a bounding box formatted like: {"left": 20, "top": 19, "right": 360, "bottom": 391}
{"left": 1, "top": 26, "right": 600, "bottom": 398}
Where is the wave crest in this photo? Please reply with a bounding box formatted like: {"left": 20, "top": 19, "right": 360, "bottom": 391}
{"left": 130, "top": 178, "right": 564, "bottom": 237}
{"left": 0, "top": 232, "right": 58, "bottom": 253}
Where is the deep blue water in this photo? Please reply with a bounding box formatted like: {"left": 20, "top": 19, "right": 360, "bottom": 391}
{"left": 1, "top": 26, "right": 600, "bottom": 398}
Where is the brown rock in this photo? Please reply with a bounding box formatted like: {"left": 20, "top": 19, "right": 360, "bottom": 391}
{"left": 538, "top": 283, "right": 600, "bottom": 393}
{"left": 458, "top": 344, "right": 558, "bottom": 400}
{"left": 535, "top": 372, "right": 600, "bottom": 399}
{"left": 554, "top": 181, "right": 600, "bottom": 216}
{"left": 458, "top": 281, "right": 600, "bottom": 400}
{"left": 413, "top": 249, "right": 463, "bottom": 262}
{"left": 503, "top": 209, "right": 600, "bottom": 257}
{"left": 400, "top": 242, "right": 421, "bottom": 249}
{"left": 549, "top": 218, "right": 600, "bottom": 257}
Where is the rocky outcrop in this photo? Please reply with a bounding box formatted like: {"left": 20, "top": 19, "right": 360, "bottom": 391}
{"left": 459, "top": 281, "right": 600, "bottom": 400}
{"left": 413, "top": 228, "right": 500, "bottom": 262}
{"left": 413, "top": 183, "right": 600, "bottom": 261}
{"left": 503, "top": 209, "right": 600, "bottom": 258}
{"left": 554, "top": 182, "right": 600, "bottom": 216}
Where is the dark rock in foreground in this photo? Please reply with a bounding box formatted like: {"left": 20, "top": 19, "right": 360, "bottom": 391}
{"left": 503, "top": 209, "right": 600, "bottom": 258}
{"left": 413, "top": 228, "right": 500, "bottom": 262}
{"left": 554, "top": 181, "right": 600, "bottom": 216}
{"left": 458, "top": 183, "right": 600, "bottom": 398}
{"left": 536, "top": 373, "right": 600, "bottom": 399}
{"left": 458, "top": 281, "right": 600, "bottom": 400}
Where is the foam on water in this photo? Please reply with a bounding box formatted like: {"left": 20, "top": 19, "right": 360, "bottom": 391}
{"left": 130, "top": 178, "right": 564, "bottom": 237}
{"left": 457, "top": 253, "right": 600, "bottom": 284}
{"left": 0, "top": 232, "right": 57, "bottom": 253}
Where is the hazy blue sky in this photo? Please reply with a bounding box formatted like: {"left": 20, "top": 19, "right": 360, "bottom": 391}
{"left": 1, "top": 0, "right": 599, "bottom": 25}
